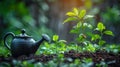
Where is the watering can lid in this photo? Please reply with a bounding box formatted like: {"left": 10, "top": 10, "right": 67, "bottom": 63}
{"left": 15, "top": 29, "right": 32, "bottom": 38}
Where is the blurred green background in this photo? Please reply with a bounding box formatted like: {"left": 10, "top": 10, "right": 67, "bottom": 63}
{"left": 0, "top": 0, "right": 120, "bottom": 54}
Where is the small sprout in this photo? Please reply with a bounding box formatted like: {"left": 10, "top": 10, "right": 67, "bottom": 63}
{"left": 97, "top": 22, "right": 106, "bottom": 32}
{"left": 53, "top": 35, "right": 59, "bottom": 42}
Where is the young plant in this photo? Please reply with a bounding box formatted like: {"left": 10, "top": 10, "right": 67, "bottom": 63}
{"left": 91, "top": 22, "right": 114, "bottom": 46}
{"left": 63, "top": 8, "right": 114, "bottom": 52}
{"left": 53, "top": 35, "right": 67, "bottom": 54}
{"left": 63, "top": 8, "right": 94, "bottom": 52}
{"left": 64, "top": 8, "right": 93, "bottom": 44}
{"left": 53, "top": 35, "right": 59, "bottom": 54}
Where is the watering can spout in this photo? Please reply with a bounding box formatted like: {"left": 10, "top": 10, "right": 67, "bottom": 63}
{"left": 36, "top": 34, "right": 51, "bottom": 44}
{"left": 34, "top": 34, "right": 51, "bottom": 51}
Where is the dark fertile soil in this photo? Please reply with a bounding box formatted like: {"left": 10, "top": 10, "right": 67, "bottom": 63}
{"left": 0, "top": 50, "right": 120, "bottom": 67}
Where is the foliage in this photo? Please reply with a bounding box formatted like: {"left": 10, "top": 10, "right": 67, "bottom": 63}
{"left": 35, "top": 9, "right": 119, "bottom": 67}
{"left": 100, "top": 6, "right": 120, "bottom": 43}
{"left": 92, "top": 22, "right": 114, "bottom": 46}
{"left": 0, "top": 7, "right": 120, "bottom": 67}
{"left": 64, "top": 8, "right": 114, "bottom": 47}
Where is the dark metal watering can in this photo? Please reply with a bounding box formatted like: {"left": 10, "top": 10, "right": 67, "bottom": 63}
{"left": 3, "top": 29, "right": 50, "bottom": 57}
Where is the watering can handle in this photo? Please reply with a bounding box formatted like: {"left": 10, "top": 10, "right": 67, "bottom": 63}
{"left": 4, "top": 32, "right": 15, "bottom": 51}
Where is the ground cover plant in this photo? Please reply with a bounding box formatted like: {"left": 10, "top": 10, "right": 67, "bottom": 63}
{"left": 0, "top": 8, "right": 120, "bottom": 67}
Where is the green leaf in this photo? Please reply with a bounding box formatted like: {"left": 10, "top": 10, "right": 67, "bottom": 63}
{"left": 81, "top": 23, "right": 93, "bottom": 29}
{"left": 53, "top": 35, "right": 59, "bottom": 41}
{"left": 91, "top": 34, "right": 100, "bottom": 41}
{"left": 83, "top": 23, "right": 88, "bottom": 27}
{"left": 73, "top": 8, "right": 78, "bottom": 15}
{"left": 66, "top": 12, "right": 76, "bottom": 16}
{"left": 104, "top": 30, "right": 114, "bottom": 36}
{"left": 76, "top": 22, "right": 82, "bottom": 28}
{"left": 70, "top": 29, "right": 78, "bottom": 34}
{"left": 59, "top": 40, "right": 67, "bottom": 43}
{"left": 63, "top": 17, "right": 77, "bottom": 23}
{"left": 70, "top": 28, "right": 79, "bottom": 34}
{"left": 78, "top": 9, "right": 86, "bottom": 19}
{"left": 88, "top": 24, "right": 93, "bottom": 29}
{"left": 84, "top": 15, "right": 94, "bottom": 19}
{"left": 77, "top": 34, "right": 86, "bottom": 42}
{"left": 97, "top": 22, "right": 105, "bottom": 32}
{"left": 99, "top": 40, "right": 106, "bottom": 46}
{"left": 86, "top": 44, "right": 95, "bottom": 52}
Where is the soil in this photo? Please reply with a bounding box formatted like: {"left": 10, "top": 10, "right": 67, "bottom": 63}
{"left": 0, "top": 50, "right": 120, "bottom": 67}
